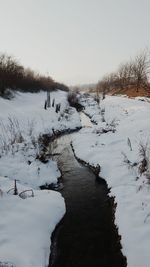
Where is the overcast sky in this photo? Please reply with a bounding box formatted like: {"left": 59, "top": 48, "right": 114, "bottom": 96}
{"left": 0, "top": 0, "right": 150, "bottom": 85}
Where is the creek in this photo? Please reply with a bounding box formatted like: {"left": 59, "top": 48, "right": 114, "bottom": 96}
{"left": 49, "top": 113, "right": 126, "bottom": 267}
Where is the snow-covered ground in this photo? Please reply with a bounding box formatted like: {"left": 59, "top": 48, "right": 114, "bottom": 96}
{"left": 0, "top": 90, "right": 81, "bottom": 267}
{"left": 73, "top": 94, "right": 150, "bottom": 267}
{"left": 0, "top": 177, "right": 65, "bottom": 267}
{"left": 0, "top": 90, "right": 81, "bottom": 137}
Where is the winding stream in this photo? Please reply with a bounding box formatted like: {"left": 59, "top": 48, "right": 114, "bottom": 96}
{"left": 49, "top": 113, "right": 126, "bottom": 267}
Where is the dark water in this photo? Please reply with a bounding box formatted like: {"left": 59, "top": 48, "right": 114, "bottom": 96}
{"left": 49, "top": 114, "right": 126, "bottom": 267}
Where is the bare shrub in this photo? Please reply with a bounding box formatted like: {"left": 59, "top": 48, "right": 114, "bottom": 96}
{"left": 67, "top": 91, "right": 83, "bottom": 111}
{"left": 122, "top": 139, "right": 150, "bottom": 182}
{"left": 138, "top": 141, "right": 149, "bottom": 175}
{"left": 7, "top": 116, "right": 24, "bottom": 144}
{"left": 0, "top": 117, "right": 38, "bottom": 157}
{"left": 121, "top": 152, "right": 138, "bottom": 173}
{"left": 106, "top": 118, "right": 118, "bottom": 133}
{"left": 122, "top": 152, "right": 132, "bottom": 167}
{"left": 94, "top": 92, "right": 101, "bottom": 105}
{"left": 127, "top": 137, "right": 132, "bottom": 151}
{"left": 0, "top": 117, "right": 24, "bottom": 155}
{"left": 67, "top": 91, "right": 78, "bottom": 106}
{"left": 0, "top": 120, "right": 9, "bottom": 154}
{"left": 27, "top": 119, "right": 36, "bottom": 137}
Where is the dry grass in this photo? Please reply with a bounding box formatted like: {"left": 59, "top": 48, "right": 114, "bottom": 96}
{"left": 109, "top": 85, "right": 150, "bottom": 98}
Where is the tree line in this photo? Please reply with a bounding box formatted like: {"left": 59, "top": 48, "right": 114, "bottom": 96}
{"left": 97, "top": 50, "right": 150, "bottom": 95}
{"left": 0, "top": 53, "right": 68, "bottom": 96}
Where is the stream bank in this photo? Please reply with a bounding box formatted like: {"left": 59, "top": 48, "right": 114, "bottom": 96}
{"left": 48, "top": 113, "right": 126, "bottom": 267}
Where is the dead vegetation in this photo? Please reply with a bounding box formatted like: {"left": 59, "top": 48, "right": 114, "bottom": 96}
{"left": 122, "top": 139, "right": 150, "bottom": 182}
{"left": 0, "top": 52, "right": 69, "bottom": 97}
{"left": 96, "top": 50, "right": 150, "bottom": 98}
{"left": 67, "top": 91, "right": 83, "bottom": 111}
{"left": 138, "top": 141, "right": 150, "bottom": 178}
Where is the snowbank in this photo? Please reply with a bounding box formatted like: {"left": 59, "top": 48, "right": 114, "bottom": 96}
{"left": 0, "top": 153, "right": 61, "bottom": 189}
{"left": 73, "top": 94, "right": 150, "bottom": 267}
{"left": 0, "top": 177, "right": 65, "bottom": 267}
{"left": 0, "top": 90, "right": 81, "bottom": 188}
{"left": 0, "top": 90, "right": 81, "bottom": 267}
{"left": 0, "top": 90, "right": 81, "bottom": 137}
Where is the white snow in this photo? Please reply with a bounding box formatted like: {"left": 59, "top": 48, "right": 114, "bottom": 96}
{"left": 0, "top": 90, "right": 81, "bottom": 137}
{"left": 0, "top": 153, "right": 61, "bottom": 188}
{"left": 0, "top": 90, "right": 81, "bottom": 267}
{"left": 73, "top": 94, "right": 150, "bottom": 267}
{"left": 1, "top": 90, "right": 150, "bottom": 267}
{"left": 0, "top": 90, "right": 81, "bottom": 188}
{"left": 0, "top": 177, "right": 65, "bottom": 267}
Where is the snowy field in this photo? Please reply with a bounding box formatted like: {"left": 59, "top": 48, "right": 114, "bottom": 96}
{"left": 73, "top": 94, "right": 150, "bottom": 267}
{"left": 0, "top": 90, "right": 81, "bottom": 267}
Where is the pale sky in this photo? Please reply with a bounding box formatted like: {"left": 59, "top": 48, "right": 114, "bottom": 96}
{"left": 0, "top": 0, "right": 150, "bottom": 85}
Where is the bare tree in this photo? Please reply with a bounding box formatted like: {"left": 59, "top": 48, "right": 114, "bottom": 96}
{"left": 97, "top": 72, "right": 119, "bottom": 96}
{"left": 96, "top": 50, "right": 150, "bottom": 96}
{"left": 117, "top": 62, "right": 133, "bottom": 89}
{"left": 0, "top": 52, "right": 68, "bottom": 96}
{"left": 132, "top": 50, "right": 150, "bottom": 92}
